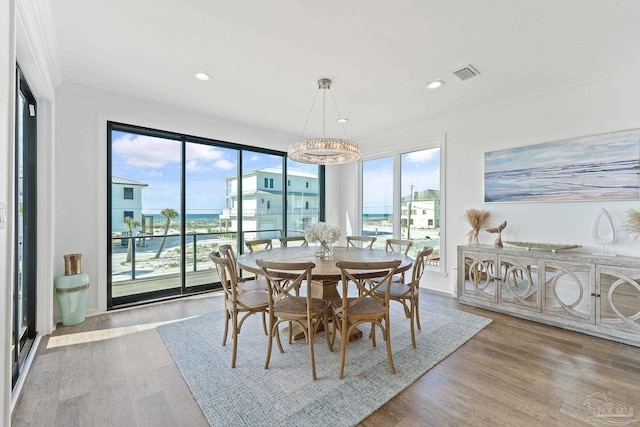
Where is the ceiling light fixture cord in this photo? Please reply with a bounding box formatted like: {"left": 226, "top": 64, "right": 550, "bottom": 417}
{"left": 322, "top": 88, "right": 327, "bottom": 138}
{"left": 328, "top": 89, "right": 350, "bottom": 140}
{"left": 298, "top": 89, "right": 320, "bottom": 142}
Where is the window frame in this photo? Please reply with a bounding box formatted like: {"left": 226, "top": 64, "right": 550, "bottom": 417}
{"left": 358, "top": 135, "right": 446, "bottom": 276}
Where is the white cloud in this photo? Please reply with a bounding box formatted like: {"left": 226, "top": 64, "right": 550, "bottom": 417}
{"left": 214, "top": 159, "right": 235, "bottom": 170}
{"left": 113, "top": 134, "right": 180, "bottom": 168}
{"left": 404, "top": 148, "right": 439, "bottom": 164}
{"left": 186, "top": 144, "right": 225, "bottom": 161}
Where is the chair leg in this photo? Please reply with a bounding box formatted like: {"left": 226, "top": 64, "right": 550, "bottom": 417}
{"left": 339, "top": 316, "right": 348, "bottom": 379}
{"left": 261, "top": 312, "right": 267, "bottom": 335}
{"left": 265, "top": 320, "right": 275, "bottom": 370}
{"left": 384, "top": 316, "right": 395, "bottom": 374}
{"left": 371, "top": 322, "right": 377, "bottom": 347}
{"left": 274, "top": 322, "right": 284, "bottom": 354}
{"left": 231, "top": 311, "right": 239, "bottom": 368}
{"left": 410, "top": 304, "right": 416, "bottom": 349}
{"left": 415, "top": 296, "right": 422, "bottom": 331}
{"left": 308, "top": 319, "right": 317, "bottom": 380}
{"left": 222, "top": 310, "right": 230, "bottom": 346}
{"left": 323, "top": 311, "right": 333, "bottom": 352}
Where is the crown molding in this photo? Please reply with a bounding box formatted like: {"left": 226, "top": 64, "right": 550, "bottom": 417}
{"left": 16, "top": 0, "right": 62, "bottom": 99}
{"left": 362, "top": 61, "right": 640, "bottom": 145}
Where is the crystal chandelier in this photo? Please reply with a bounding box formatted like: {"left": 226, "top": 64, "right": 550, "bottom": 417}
{"left": 288, "top": 78, "right": 360, "bottom": 165}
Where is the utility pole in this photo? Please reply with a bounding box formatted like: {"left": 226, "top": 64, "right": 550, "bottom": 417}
{"left": 407, "top": 184, "right": 414, "bottom": 240}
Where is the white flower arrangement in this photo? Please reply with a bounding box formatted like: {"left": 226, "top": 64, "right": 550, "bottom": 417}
{"left": 305, "top": 221, "right": 340, "bottom": 244}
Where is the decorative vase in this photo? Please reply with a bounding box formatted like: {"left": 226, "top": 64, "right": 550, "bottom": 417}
{"left": 315, "top": 241, "right": 333, "bottom": 258}
{"left": 55, "top": 253, "right": 90, "bottom": 326}
{"left": 470, "top": 230, "right": 480, "bottom": 245}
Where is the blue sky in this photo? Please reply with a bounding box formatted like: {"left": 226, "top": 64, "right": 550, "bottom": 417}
{"left": 111, "top": 130, "right": 318, "bottom": 214}
{"left": 362, "top": 148, "right": 440, "bottom": 215}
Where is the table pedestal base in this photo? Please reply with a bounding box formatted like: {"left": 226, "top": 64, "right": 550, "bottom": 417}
{"left": 283, "top": 280, "right": 362, "bottom": 342}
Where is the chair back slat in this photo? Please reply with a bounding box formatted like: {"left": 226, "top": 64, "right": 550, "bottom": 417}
{"left": 256, "top": 260, "right": 314, "bottom": 310}
{"left": 245, "top": 238, "right": 273, "bottom": 253}
{"left": 210, "top": 253, "right": 237, "bottom": 300}
{"left": 411, "top": 246, "right": 434, "bottom": 284}
{"left": 336, "top": 260, "right": 401, "bottom": 308}
{"left": 279, "top": 236, "right": 309, "bottom": 247}
{"left": 385, "top": 238, "right": 414, "bottom": 255}
{"left": 346, "top": 235, "right": 377, "bottom": 249}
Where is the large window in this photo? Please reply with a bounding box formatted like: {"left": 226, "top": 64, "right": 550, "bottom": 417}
{"left": 362, "top": 156, "right": 393, "bottom": 250}
{"left": 362, "top": 141, "right": 444, "bottom": 272}
{"left": 108, "top": 122, "right": 322, "bottom": 307}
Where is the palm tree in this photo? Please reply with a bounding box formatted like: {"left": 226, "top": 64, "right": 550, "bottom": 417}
{"left": 154, "top": 208, "right": 179, "bottom": 259}
{"left": 123, "top": 216, "right": 140, "bottom": 263}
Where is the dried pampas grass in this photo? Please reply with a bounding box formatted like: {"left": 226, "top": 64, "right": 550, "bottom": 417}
{"left": 624, "top": 208, "right": 640, "bottom": 240}
{"left": 463, "top": 209, "right": 490, "bottom": 244}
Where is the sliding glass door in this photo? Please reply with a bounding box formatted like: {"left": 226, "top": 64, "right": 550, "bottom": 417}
{"left": 108, "top": 122, "right": 323, "bottom": 308}
{"left": 184, "top": 141, "right": 238, "bottom": 289}
{"left": 13, "top": 66, "right": 37, "bottom": 388}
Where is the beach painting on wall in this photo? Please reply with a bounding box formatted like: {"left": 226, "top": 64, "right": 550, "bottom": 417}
{"left": 484, "top": 128, "right": 640, "bottom": 202}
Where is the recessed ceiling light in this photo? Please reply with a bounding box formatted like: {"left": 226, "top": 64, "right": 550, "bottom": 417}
{"left": 426, "top": 80, "right": 444, "bottom": 90}
{"left": 337, "top": 117, "right": 349, "bottom": 123}
{"left": 194, "top": 72, "right": 210, "bottom": 81}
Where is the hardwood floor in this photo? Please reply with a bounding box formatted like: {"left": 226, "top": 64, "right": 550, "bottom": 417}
{"left": 12, "top": 290, "right": 640, "bottom": 426}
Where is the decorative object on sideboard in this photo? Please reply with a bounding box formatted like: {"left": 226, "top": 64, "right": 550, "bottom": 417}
{"left": 623, "top": 208, "right": 640, "bottom": 245}
{"left": 463, "top": 209, "right": 490, "bottom": 245}
{"left": 504, "top": 241, "right": 582, "bottom": 253}
{"left": 592, "top": 207, "right": 616, "bottom": 256}
{"left": 485, "top": 220, "right": 507, "bottom": 248}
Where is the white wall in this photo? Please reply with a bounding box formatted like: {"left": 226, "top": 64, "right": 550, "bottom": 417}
{"left": 54, "top": 83, "right": 302, "bottom": 316}
{"left": 342, "top": 67, "right": 640, "bottom": 294}
{"left": 52, "top": 54, "right": 640, "bottom": 319}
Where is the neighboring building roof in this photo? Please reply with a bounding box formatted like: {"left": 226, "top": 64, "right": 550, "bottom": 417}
{"left": 402, "top": 189, "right": 440, "bottom": 202}
{"left": 225, "top": 168, "right": 318, "bottom": 180}
{"left": 112, "top": 176, "right": 149, "bottom": 186}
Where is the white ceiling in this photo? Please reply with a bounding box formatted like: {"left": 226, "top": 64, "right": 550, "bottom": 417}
{"left": 49, "top": 0, "right": 640, "bottom": 142}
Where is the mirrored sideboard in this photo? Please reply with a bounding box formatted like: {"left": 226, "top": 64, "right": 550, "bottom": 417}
{"left": 457, "top": 245, "right": 640, "bottom": 347}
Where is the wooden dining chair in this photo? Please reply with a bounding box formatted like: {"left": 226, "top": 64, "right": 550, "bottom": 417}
{"left": 279, "top": 236, "right": 308, "bottom": 247}
{"left": 374, "top": 246, "right": 433, "bottom": 348}
{"left": 245, "top": 238, "right": 273, "bottom": 253}
{"left": 219, "top": 244, "right": 267, "bottom": 291}
{"left": 385, "top": 238, "right": 414, "bottom": 283}
{"left": 256, "top": 260, "right": 333, "bottom": 380}
{"left": 218, "top": 244, "right": 269, "bottom": 334}
{"left": 333, "top": 259, "right": 401, "bottom": 379}
{"left": 346, "top": 235, "right": 377, "bottom": 249}
{"left": 210, "top": 253, "right": 270, "bottom": 368}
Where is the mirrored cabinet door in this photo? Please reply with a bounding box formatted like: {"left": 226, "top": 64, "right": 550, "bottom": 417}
{"left": 542, "top": 261, "right": 594, "bottom": 324}
{"left": 498, "top": 255, "right": 540, "bottom": 311}
{"left": 461, "top": 251, "right": 498, "bottom": 303}
{"left": 598, "top": 266, "right": 640, "bottom": 336}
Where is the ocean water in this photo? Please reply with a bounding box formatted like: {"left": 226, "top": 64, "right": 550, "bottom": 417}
{"left": 146, "top": 213, "right": 220, "bottom": 223}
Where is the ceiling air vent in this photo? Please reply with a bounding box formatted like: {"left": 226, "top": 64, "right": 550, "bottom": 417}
{"left": 452, "top": 64, "right": 480, "bottom": 81}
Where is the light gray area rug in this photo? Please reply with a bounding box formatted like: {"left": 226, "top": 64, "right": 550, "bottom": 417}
{"left": 158, "top": 302, "right": 492, "bottom": 427}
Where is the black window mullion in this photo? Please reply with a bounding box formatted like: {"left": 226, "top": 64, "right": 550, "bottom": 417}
{"left": 180, "top": 137, "right": 187, "bottom": 293}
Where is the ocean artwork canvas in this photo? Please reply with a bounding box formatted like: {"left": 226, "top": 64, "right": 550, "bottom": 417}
{"left": 484, "top": 129, "right": 640, "bottom": 202}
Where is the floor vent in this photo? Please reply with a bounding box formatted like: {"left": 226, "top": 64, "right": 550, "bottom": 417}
{"left": 452, "top": 64, "right": 480, "bottom": 81}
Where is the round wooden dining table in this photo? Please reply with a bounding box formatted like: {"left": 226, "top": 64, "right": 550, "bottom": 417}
{"left": 237, "top": 246, "right": 413, "bottom": 301}
{"left": 237, "top": 246, "right": 413, "bottom": 341}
